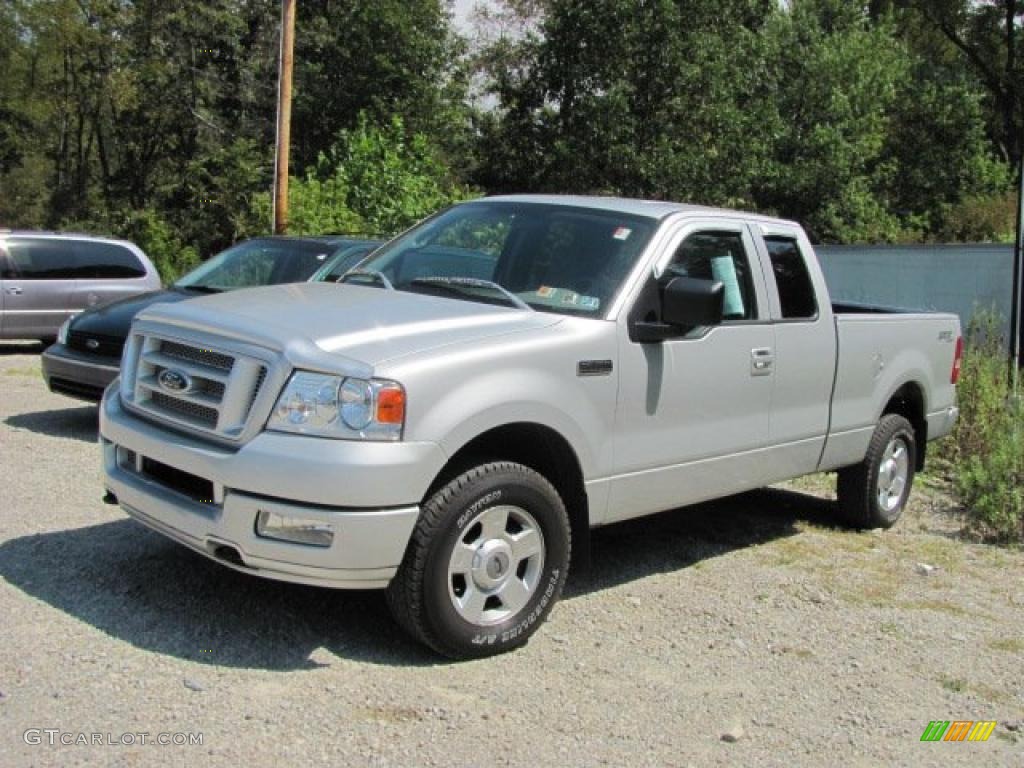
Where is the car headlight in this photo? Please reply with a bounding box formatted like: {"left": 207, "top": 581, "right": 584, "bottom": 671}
{"left": 267, "top": 371, "right": 405, "bottom": 441}
{"left": 57, "top": 317, "right": 73, "bottom": 346}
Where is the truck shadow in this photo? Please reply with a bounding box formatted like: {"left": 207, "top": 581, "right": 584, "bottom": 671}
{"left": 0, "top": 489, "right": 835, "bottom": 670}
{"left": 0, "top": 341, "right": 46, "bottom": 356}
{"left": 568, "top": 487, "right": 834, "bottom": 599}
{"left": 5, "top": 405, "right": 99, "bottom": 443}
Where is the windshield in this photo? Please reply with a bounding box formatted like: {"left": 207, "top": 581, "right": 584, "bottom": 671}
{"left": 358, "top": 202, "right": 657, "bottom": 316}
{"left": 175, "top": 238, "right": 335, "bottom": 290}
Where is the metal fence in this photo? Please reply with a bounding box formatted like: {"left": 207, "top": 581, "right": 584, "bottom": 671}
{"left": 816, "top": 243, "right": 1014, "bottom": 344}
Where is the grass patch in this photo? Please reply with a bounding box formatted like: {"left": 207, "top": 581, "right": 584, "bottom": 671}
{"left": 940, "top": 676, "right": 968, "bottom": 693}
{"left": 936, "top": 674, "right": 1014, "bottom": 704}
{"left": 899, "top": 599, "right": 970, "bottom": 617}
{"left": 2, "top": 366, "right": 40, "bottom": 377}
{"left": 987, "top": 637, "right": 1024, "bottom": 653}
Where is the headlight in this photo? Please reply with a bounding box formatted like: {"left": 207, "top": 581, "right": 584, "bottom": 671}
{"left": 57, "top": 317, "right": 73, "bottom": 346}
{"left": 267, "top": 371, "right": 405, "bottom": 441}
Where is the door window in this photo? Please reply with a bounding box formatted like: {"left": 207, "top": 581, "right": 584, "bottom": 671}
{"left": 75, "top": 241, "right": 147, "bottom": 278}
{"left": 2, "top": 239, "right": 79, "bottom": 279}
{"left": 667, "top": 231, "right": 757, "bottom": 321}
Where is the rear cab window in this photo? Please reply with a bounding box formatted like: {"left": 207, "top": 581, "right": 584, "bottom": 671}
{"left": 764, "top": 236, "right": 818, "bottom": 320}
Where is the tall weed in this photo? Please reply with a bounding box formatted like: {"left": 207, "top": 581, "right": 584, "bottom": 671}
{"left": 948, "top": 312, "right": 1023, "bottom": 544}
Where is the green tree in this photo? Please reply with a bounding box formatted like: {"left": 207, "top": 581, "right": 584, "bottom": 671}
{"left": 247, "top": 115, "right": 474, "bottom": 238}
{"left": 901, "top": 0, "right": 1024, "bottom": 170}
{"left": 474, "top": 0, "right": 775, "bottom": 206}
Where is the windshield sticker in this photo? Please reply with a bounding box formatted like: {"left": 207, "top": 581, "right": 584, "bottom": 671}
{"left": 530, "top": 286, "right": 600, "bottom": 311}
{"left": 612, "top": 227, "right": 632, "bottom": 241}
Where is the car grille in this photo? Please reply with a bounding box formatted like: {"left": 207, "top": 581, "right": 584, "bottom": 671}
{"left": 120, "top": 333, "right": 271, "bottom": 442}
{"left": 67, "top": 330, "right": 124, "bottom": 359}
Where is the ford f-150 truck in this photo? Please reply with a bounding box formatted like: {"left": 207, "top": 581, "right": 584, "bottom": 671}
{"left": 99, "top": 195, "right": 961, "bottom": 658}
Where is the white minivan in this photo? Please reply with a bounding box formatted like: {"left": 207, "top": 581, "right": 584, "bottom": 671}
{"left": 0, "top": 231, "right": 161, "bottom": 342}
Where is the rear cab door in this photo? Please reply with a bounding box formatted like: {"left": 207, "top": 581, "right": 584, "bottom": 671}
{"left": 751, "top": 223, "right": 838, "bottom": 480}
{"left": 73, "top": 240, "right": 156, "bottom": 310}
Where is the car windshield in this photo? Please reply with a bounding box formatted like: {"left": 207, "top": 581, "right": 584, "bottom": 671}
{"left": 175, "top": 238, "right": 336, "bottom": 291}
{"left": 357, "top": 202, "right": 657, "bottom": 316}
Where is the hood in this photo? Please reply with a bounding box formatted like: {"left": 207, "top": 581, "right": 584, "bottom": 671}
{"left": 136, "top": 282, "right": 562, "bottom": 367}
{"left": 69, "top": 288, "right": 200, "bottom": 338}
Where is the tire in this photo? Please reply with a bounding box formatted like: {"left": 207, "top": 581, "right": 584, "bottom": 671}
{"left": 387, "top": 461, "right": 571, "bottom": 659}
{"left": 837, "top": 414, "right": 916, "bottom": 529}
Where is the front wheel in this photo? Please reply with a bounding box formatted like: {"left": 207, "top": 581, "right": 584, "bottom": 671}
{"left": 387, "top": 462, "right": 571, "bottom": 659}
{"left": 837, "top": 414, "right": 916, "bottom": 529}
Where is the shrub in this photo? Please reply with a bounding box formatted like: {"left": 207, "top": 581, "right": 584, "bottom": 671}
{"left": 247, "top": 113, "right": 475, "bottom": 239}
{"left": 946, "top": 311, "right": 1023, "bottom": 544}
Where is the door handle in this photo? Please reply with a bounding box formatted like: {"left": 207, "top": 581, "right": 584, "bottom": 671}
{"left": 5, "top": 286, "right": 23, "bottom": 295}
{"left": 751, "top": 347, "right": 774, "bottom": 376}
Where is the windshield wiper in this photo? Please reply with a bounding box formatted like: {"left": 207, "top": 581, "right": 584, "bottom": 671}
{"left": 409, "top": 277, "right": 533, "bottom": 311}
{"left": 175, "top": 284, "right": 224, "bottom": 294}
{"left": 338, "top": 270, "right": 395, "bottom": 290}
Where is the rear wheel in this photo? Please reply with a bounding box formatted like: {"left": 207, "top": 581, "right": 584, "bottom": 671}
{"left": 387, "top": 461, "right": 570, "bottom": 659}
{"left": 837, "top": 414, "right": 916, "bottom": 529}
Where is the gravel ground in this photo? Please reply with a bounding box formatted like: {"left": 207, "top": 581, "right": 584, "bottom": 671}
{"left": 1, "top": 341, "right": 1022, "bottom": 768}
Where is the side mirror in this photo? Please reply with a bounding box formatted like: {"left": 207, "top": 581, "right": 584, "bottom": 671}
{"left": 662, "top": 276, "right": 724, "bottom": 328}
{"left": 629, "top": 276, "right": 724, "bottom": 343}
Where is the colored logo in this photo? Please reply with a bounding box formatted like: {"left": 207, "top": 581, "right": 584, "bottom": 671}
{"left": 158, "top": 368, "right": 193, "bottom": 394}
{"left": 920, "top": 721, "right": 996, "bottom": 742}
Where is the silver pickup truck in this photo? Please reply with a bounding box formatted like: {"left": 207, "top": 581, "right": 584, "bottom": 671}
{"left": 99, "top": 195, "right": 961, "bottom": 658}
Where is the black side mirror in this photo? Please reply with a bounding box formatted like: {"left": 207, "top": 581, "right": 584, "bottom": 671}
{"left": 662, "top": 276, "right": 724, "bottom": 328}
{"left": 629, "top": 276, "right": 724, "bottom": 343}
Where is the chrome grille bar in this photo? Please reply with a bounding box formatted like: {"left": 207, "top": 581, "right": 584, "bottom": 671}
{"left": 121, "top": 333, "right": 274, "bottom": 442}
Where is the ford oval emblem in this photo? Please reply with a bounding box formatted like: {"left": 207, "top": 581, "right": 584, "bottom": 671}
{"left": 158, "top": 368, "right": 193, "bottom": 394}
{"left": 86, "top": 338, "right": 100, "bottom": 350}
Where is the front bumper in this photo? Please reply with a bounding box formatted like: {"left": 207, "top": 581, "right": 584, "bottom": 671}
{"left": 100, "top": 386, "right": 448, "bottom": 589}
{"left": 42, "top": 343, "right": 119, "bottom": 402}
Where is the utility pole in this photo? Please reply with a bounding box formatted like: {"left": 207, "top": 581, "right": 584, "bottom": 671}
{"left": 1012, "top": 154, "right": 1024, "bottom": 394}
{"left": 272, "top": 0, "right": 296, "bottom": 235}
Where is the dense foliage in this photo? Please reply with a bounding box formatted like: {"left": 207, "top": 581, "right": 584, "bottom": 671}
{"left": 0, "top": 0, "right": 1020, "bottom": 277}
{"left": 939, "top": 313, "right": 1023, "bottom": 545}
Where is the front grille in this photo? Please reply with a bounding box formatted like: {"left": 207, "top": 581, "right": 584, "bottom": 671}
{"left": 121, "top": 333, "right": 274, "bottom": 442}
{"left": 141, "top": 457, "right": 215, "bottom": 504}
{"left": 246, "top": 366, "right": 267, "bottom": 417}
{"left": 161, "top": 340, "right": 235, "bottom": 371}
{"left": 150, "top": 391, "right": 219, "bottom": 427}
{"left": 67, "top": 330, "right": 124, "bottom": 359}
{"left": 200, "top": 379, "right": 226, "bottom": 398}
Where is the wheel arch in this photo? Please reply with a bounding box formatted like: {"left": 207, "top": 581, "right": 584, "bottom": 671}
{"left": 425, "top": 422, "right": 591, "bottom": 572}
{"left": 881, "top": 381, "right": 927, "bottom": 471}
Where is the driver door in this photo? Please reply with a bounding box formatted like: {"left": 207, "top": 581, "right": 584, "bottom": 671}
{"left": 607, "top": 219, "right": 775, "bottom": 523}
